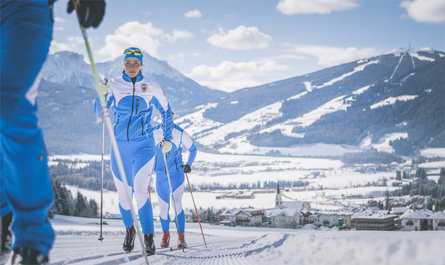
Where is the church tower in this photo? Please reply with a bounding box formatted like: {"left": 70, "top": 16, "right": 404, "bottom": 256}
{"left": 275, "top": 182, "right": 283, "bottom": 208}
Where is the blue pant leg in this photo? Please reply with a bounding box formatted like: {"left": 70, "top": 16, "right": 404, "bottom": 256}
{"left": 171, "top": 173, "right": 185, "bottom": 233}
{"left": 0, "top": 0, "right": 54, "bottom": 257}
{"left": 156, "top": 172, "right": 185, "bottom": 232}
{"left": 156, "top": 173, "right": 171, "bottom": 232}
{"left": 132, "top": 139, "right": 155, "bottom": 234}
{"left": 111, "top": 141, "right": 134, "bottom": 229}
{"left": 0, "top": 166, "right": 11, "bottom": 216}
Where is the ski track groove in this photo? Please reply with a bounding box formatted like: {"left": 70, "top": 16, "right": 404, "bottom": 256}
{"left": 49, "top": 233, "right": 288, "bottom": 265}
{"left": 155, "top": 234, "right": 288, "bottom": 265}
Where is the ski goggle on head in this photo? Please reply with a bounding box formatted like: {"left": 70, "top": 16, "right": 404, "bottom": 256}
{"left": 124, "top": 48, "right": 142, "bottom": 56}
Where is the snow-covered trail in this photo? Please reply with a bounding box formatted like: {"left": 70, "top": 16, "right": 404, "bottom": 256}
{"left": 47, "top": 215, "right": 445, "bottom": 265}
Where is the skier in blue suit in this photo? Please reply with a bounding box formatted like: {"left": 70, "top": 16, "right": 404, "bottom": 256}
{"left": 0, "top": 0, "right": 104, "bottom": 264}
{"left": 94, "top": 47, "right": 173, "bottom": 255}
{"left": 153, "top": 116, "right": 197, "bottom": 249}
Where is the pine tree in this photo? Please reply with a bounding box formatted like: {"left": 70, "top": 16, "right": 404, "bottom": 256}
{"left": 396, "top": 171, "right": 402, "bottom": 181}
{"left": 89, "top": 199, "right": 99, "bottom": 217}
{"left": 385, "top": 190, "right": 390, "bottom": 210}
{"left": 74, "top": 191, "right": 89, "bottom": 217}
{"left": 439, "top": 168, "right": 445, "bottom": 185}
{"left": 416, "top": 168, "right": 427, "bottom": 181}
{"left": 402, "top": 171, "right": 408, "bottom": 179}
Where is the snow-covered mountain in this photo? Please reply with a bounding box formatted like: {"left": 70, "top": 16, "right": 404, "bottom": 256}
{"left": 38, "top": 51, "right": 225, "bottom": 154}
{"left": 42, "top": 51, "right": 226, "bottom": 109}
{"left": 38, "top": 48, "right": 444, "bottom": 156}
{"left": 176, "top": 48, "right": 444, "bottom": 156}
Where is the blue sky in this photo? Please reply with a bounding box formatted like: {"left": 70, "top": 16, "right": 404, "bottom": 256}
{"left": 51, "top": 0, "right": 445, "bottom": 92}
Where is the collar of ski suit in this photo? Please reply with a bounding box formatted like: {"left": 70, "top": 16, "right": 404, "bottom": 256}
{"left": 122, "top": 71, "right": 143, "bottom": 82}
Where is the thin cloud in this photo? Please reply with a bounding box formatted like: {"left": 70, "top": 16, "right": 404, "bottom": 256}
{"left": 187, "top": 59, "right": 287, "bottom": 92}
{"left": 67, "top": 36, "right": 84, "bottom": 45}
{"left": 49, "top": 36, "right": 84, "bottom": 54}
{"left": 401, "top": 0, "right": 445, "bottom": 23}
{"left": 277, "top": 0, "right": 358, "bottom": 15}
{"left": 49, "top": 41, "right": 71, "bottom": 54}
{"left": 291, "top": 45, "right": 381, "bottom": 66}
{"left": 164, "top": 29, "right": 194, "bottom": 43}
{"left": 54, "top": 17, "right": 65, "bottom": 23}
{"left": 207, "top": 26, "right": 272, "bottom": 50}
{"left": 97, "top": 21, "right": 192, "bottom": 60}
{"left": 185, "top": 9, "right": 202, "bottom": 18}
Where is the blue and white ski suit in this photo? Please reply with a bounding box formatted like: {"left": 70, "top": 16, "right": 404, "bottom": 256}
{"left": 95, "top": 71, "right": 173, "bottom": 234}
{"left": 153, "top": 124, "right": 197, "bottom": 233}
{"left": 0, "top": 0, "right": 55, "bottom": 257}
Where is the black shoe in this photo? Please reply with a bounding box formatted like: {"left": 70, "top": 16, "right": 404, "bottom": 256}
{"left": 123, "top": 225, "right": 135, "bottom": 253}
{"left": 0, "top": 212, "right": 13, "bottom": 264}
{"left": 177, "top": 232, "right": 187, "bottom": 249}
{"left": 11, "top": 246, "right": 48, "bottom": 265}
{"left": 144, "top": 234, "right": 155, "bottom": 256}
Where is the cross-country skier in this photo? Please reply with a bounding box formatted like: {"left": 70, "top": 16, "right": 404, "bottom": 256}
{"left": 153, "top": 114, "right": 197, "bottom": 249}
{"left": 0, "top": 0, "right": 104, "bottom": 264}
{"left": 94, "top": 47, "right": 173, "bottom": 256}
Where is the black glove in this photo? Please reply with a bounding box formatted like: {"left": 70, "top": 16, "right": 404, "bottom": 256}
{"left": 67, "top": 0, "right": 106, "bottom": 28}
{"left": 182, "top": 164, "right": 191, "bottom": 173}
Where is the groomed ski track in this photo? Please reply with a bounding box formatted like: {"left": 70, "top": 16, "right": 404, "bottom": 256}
{"left": 48, "top": 215, "right": 445, "bottom": 265}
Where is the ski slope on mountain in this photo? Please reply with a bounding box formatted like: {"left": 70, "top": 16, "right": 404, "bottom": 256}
{"left": 43, "top": 215, "right": 445, "bottom": 265}
{"left": 172, "top": 49, "right": 444, "bottom": 156}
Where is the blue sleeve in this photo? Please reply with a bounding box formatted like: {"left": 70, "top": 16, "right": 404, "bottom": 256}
{"left": 94, "top": 97, "right": 102, "bottom": 117}
{"left": 150, "top": 97, "right": 173, "bottom": 140}
{"left": 94, "top": 94, "right": 114, "bottom": 118}
{"left": 186, "top": 143, "right": 197, "bottom": 167}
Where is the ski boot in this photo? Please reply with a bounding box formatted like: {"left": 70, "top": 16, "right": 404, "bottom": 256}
{"left": 177, "top": 232, "right": 187, "bottom": 249}
{"left": 11, "top": 246, "right": 48, "bottom": 265}
{"left": 160, "top": 231, "right": 170, "bottom": 248}
{"left": 1, "top": 212, "right": 13, "bottom": 264}
{"left": 123, "top": 225, "right": 135, "bottom": 253}
{"left": 144, "top": 234, "right": 156, "bottom": 256}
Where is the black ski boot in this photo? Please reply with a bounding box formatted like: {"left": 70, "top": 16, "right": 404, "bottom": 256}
{"left": 177, "top": 232, "right": 187, "bottom": 249}
{"left": 144, "top": 234, "right": 155, "bottom": 256}
{"left": 123, "top": 225, "right": 135, "bottom": 253}
{"left": 11, "top": 246, "right": 48, "bottom": 265}
{"left": 0, "top": 212, "right": 13, "bottom": 264}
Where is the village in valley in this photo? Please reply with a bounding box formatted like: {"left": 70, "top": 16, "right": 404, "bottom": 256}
{"left": 49, "top": 148, "right": 445, "bottom": 233}
{"left": 179, "top": 157, "right": 445, "bottom": 232}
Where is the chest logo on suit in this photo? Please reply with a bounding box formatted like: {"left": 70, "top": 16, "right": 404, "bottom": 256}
{"left": 141, "top": 84, "right": 148, "bottom": 93}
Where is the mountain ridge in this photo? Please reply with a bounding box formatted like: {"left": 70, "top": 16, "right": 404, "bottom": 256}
{"left": 38, "top": 48, "right": 444, "bottom": 156}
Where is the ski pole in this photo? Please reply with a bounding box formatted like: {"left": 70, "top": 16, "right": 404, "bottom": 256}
{"left": 73, "top": 3, "right": 149, "bottom": 264}
{"left": 162, "top": 150, "right": 185, "bottom": 252}
{"left": 185, "top": 173, "right": 207, "bottom": 248}
{"left": 98, "top": 110, "right": 105, "bottom": 241}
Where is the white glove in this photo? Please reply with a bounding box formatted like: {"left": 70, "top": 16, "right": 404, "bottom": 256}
{"left": 101, "top": 79, "right": 108, "bottom": 97}
{"left": 161, "top": 139, "right": 172, "bottom": 154}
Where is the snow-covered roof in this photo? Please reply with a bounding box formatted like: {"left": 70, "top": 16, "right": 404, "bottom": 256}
{"left": 243, "top": 208, "right": 264, "bottom": 214}
{"left": 283, "top": 201, "right": 305, "bottom": 211}
{"left": 391, "top": 207, "right": 410, "bottom": 214}
{"left": 351, "top": 211, "right": 397, "bottom": 220}
{"left": 236, "top": 210, "right": 252, "bottom": 217}
{"left": 220, "top": 209, "right": 238, "bottom": 217}
{"left": 400, "top": 209, "right": 434, "bottom": 219}
{"left": 428, "top": 211, "right": 445, "bottom": 220}
{"left": 266, "top": 207, "right": 300, "bottom": 217}
{"left": 317, "top": 211, "right": 339, "bottom": 216}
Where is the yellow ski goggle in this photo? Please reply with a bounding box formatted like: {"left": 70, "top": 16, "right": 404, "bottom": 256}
{"left": 123, "top": 48, "right": 142, "bottom": 56}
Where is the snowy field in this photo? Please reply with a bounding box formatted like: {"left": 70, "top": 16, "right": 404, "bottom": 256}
{"left": 52, "top": 148, "right": 445, "bottom": 215}
{"left": 66, "top": 184, "right": 401, "bottom": 217}
{"left": 41, "top": 215, "right": 445, "bottom": 265}
{"left": 52, "top": 150, "right": 397, "bottom": 189}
